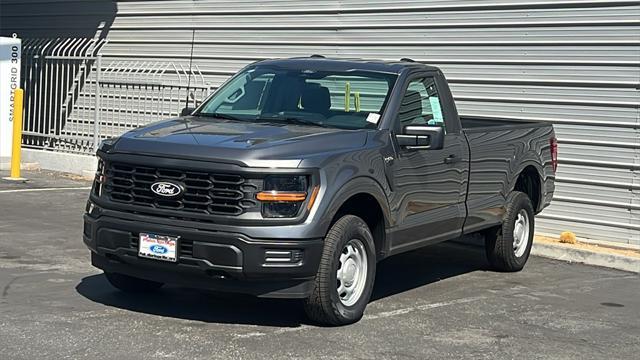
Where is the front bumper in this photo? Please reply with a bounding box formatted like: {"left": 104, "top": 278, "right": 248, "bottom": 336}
{"left": 83, "top": 213, "right": 323, "bottom": 298}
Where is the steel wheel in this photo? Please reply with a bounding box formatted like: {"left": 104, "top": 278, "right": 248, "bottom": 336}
{"left": 336, "top": 238, "right": 368, "bottom": 307}
{"left": 304, "top": 215, "right": 377, "bottom": 325}
{"left": 513, "top": 209, "right": 530, "bottom": 257}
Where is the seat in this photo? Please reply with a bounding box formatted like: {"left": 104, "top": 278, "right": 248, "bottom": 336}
{"left": 398, "top": 90, "right": 424, "bottom": 125}
{"left": 301, "top": 84, "right": 331, "bottom": 117}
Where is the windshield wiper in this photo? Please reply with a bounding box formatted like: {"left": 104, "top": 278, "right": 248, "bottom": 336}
{"left": 195, "top": 112, "right": 328, "bottom": 128}
{"left": 254, "top": 116, "right": 329, "bottom": 128}
{"left": 193, "top": 112, "right": 245, "bottom": 121}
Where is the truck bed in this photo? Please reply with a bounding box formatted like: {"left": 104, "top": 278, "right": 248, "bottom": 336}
{"left": 460, "top": 115, "right": 555, "bottom": 234}
{"left": 460, "top": 116, "right": 549, "bottom": 133}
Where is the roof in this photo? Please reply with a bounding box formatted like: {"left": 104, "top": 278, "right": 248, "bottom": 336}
{"left": 253, "top": 56, "right": 440, "bottom": 74}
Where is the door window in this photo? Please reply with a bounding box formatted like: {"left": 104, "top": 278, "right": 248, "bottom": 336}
{"left": 398, "top": 78, "right": 445, "bottom": 131}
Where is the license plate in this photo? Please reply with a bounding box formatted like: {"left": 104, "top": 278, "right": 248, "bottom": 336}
{"left": 138, "top": 233, "right": 178, "bottom": 262}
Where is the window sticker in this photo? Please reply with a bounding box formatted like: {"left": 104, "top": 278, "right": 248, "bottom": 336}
{"left": 366, "top": 113, "right": 381, "bottom": 124}
{"left": 429, "top": 97, "right": 443, "bottom": 122}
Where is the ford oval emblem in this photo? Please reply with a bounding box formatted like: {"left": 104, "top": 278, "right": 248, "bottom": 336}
{"left": 150, "top": 181, "right": 183, "bottom": 198}
{"left": 149, "top": 245, "right": 168, "bottom": 254}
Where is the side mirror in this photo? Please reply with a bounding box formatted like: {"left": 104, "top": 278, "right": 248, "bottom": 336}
{"left": 180, "top": 107, "right": 196, "bottom": 117}
{"left": 396, "top": 125, "right": 444, "bottom": 150}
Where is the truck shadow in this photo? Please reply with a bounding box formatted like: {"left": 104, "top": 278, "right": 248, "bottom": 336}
{"left": 371, "top": 240, "right": 488, "bottom": 301}
{"left": 75, "top": 241, "right": 488, "bottom": 327}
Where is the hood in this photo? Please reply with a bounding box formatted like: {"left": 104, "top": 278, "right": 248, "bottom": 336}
{"left": 110, "top": 117, "right": 369, "bottom": 167}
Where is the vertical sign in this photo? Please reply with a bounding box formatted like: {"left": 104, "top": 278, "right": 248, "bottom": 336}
{"left": 0, "top": 34, "right": 22, "bottom": 164}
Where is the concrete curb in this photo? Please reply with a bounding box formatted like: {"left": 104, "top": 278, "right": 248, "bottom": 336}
{"left": 20, "top": 149, "right": 96, "bottom": 176}
{"left": 532, "top": 241, "right": 640, "bottom": 273}
{"left": 0, "top": 161, "right": 40, "bottom": 171}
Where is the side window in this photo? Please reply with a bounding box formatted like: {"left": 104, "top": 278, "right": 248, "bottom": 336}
{"left": 398, "top": 78, "right": 445, "bottom": 131}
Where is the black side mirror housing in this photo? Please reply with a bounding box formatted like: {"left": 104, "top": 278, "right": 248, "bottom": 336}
{"left": 396, "top": 125, "right": 444, "bottom": 150}
{"left": 180, "top": 107, "right": 196, "bottom": 117}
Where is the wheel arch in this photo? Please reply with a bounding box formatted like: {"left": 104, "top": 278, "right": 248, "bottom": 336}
{"left": 511, "top": 163, "right": 543, "bottom": 213}
{"left": 321, "top": 177, "right": 391, "bottom": 259}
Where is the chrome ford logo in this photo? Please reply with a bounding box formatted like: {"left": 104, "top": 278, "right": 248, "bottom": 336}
{"left": 150, "top": 181, "right": 183, "bottom": 198}
{"left": 149, "top": 245, "right": 168, "bottom": 254}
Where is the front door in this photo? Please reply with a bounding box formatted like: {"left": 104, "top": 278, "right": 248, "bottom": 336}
{"left": 388, "top": 76, "right": 467, "bottom": 252}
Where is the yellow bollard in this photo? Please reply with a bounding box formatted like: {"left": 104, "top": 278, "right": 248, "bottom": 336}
{"left": 4, "top": 88, "right": 26, "bottom": 181}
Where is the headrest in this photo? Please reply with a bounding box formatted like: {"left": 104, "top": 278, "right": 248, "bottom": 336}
{"left": 301, "top": 84, "right": 331, "bottom": 114}
{"left": 398, "top": 90, "right": 423, "bottom": 124}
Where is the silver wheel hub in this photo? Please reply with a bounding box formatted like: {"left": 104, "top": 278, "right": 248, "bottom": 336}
{"left": 513, "top": 209, "right": 530, "bottom": 258}
{"left": 343, "top": 260, "right": 357, "bottom": 287}
{"left": 336, "top": 239, "right": 368, "bottom": 307}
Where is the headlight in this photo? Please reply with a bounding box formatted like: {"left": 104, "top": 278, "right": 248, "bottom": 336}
{"left": 98, "top": 138, "right": 116, "bottom": 153}
{"left": 256, "top": 175, "right": 318, "bottom": 218}
{"left": 93, "top": 158, "right": 105, "bottom": 197}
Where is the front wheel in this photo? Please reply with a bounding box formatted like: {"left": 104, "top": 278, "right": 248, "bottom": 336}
{"left": 484, "top": 191, "right": 535, "bottom": 272}
{"left": 304, "top": 215, "right": 376, "bottom": 326}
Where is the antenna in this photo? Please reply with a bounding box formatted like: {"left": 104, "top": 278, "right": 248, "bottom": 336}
{"left": 400, "top": 57, "right": 415, "bottom": 62}
{"left": 185, "top": 29, "right": 196, "bottom": 110}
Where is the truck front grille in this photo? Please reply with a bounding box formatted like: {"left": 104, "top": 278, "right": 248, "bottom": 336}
{"left": 105, "top": 162, "right": 259, "bottom": 216}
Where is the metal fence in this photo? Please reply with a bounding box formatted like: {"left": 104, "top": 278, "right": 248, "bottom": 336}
{"left": 21, "top": 37, "right": 106, "bottom": 152}
{"left": 20, "top": 38, "right": 213, "bottom": 155}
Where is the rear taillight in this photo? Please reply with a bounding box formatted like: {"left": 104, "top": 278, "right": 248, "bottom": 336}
{"left": 550, "top": 137, "right": 558, "bottom": 173}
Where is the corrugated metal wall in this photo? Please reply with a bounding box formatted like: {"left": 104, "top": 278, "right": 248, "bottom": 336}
{"left": 1, "top": 0, "right": 639, "bottom": 246}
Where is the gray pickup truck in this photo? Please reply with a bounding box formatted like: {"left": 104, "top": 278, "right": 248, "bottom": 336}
{"left": 83, "top": 56, "right": 556, "bottom": 325}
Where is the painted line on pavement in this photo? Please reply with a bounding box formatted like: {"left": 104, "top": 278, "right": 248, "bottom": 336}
{"left": 232, "top": 295, "right": 485, "bottom": 339}
{"left": 0, "top": 186, "right": 91, "bottom": 194}
{"left": 363, "top": 295, "right": 485, "bottom": 320}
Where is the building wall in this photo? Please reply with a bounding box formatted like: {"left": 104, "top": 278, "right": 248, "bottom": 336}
{"left": 1, "top": 0, "right": 639, "bottom": 246}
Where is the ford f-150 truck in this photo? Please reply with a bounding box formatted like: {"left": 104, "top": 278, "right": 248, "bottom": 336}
{"left": 83, "top": 56, "right": 556, "bottom": 325}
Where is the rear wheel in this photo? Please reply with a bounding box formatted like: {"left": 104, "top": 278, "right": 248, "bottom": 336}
{"left": 304, "top": 215, "right": 376, "bottom": 326}
{"left": 104, "top": 272, "right": 164, "bottom": 293}
{"left": 484, "top": 191, "right": 535, "bottom": 272}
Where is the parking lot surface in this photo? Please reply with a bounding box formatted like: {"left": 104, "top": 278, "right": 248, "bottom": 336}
{"left": 1, "top": 171, "right": 639, "bottom": 359}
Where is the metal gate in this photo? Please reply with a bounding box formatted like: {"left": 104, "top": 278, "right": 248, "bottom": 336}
{"left": 20, "top": 38, "right": 213, "bottom": 155}
{"left": 21, "top": 37, "right": 105, "bottom": 153}
{"left": 90, "top": 60, "right": 212, "bottom": 148}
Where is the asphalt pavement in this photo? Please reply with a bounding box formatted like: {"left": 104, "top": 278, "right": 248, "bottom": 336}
{"left": 1, "top": 170, "right": 638, "bottom": 359}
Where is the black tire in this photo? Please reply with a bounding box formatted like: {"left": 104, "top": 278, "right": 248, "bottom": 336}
{"left": 484, "top": 191, "right": 535, "bottom": 272}
{"left": 104, "top": 272, "right": 164, "bottom": 293}
{"left": 304, "top": 215, "right": 377, "bottom": 326}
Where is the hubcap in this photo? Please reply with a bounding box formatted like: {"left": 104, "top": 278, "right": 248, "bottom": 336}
{"left": 336, "top": 239, "right": 368, "bottom": 306}
{"left": 513, "top": 209, "right": 530, "bottom": 257}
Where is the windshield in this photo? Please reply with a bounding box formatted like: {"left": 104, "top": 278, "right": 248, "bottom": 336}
{"left": 196, "top": 65, "right": 397, "bottom": 130}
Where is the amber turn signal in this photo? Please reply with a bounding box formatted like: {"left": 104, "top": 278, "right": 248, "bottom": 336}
{"left": 256, "top": 191, "right": 307, "bottom": 202}
{"left": 307, "top": 186, "right": 320, "bottom": 210}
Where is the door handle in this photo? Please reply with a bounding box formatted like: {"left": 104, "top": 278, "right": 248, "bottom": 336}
{"left": 444, "top": 155, "right": 461, "bottom": 164}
